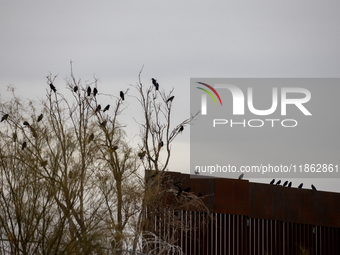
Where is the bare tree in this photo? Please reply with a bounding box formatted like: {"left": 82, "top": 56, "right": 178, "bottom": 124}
{"left": 0, "top": 65, "right": 203, "bottom": 255}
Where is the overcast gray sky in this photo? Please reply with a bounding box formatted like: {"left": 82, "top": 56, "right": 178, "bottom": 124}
{"left": 1, "top": 0, "right": 340, "bottom": 191}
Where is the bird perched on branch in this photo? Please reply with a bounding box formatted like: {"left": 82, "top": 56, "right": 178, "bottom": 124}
{"left": 22, "top": 142, "right": 27, "bottom": 150}
{"left": 120, "top": 91, "right": 124, "bottom": 100}
{"left": 151, "top": 78, "right": 159, "bottom": 90}
{"left": 37, "top": 114, "right": 43, "bottom": 122}
{"left": 179, "top": 126, "right": 184, "bottom": 133}
{"left": 23, "top": 121, "right": 30, "bottom": 126}
{"left": 103, "top": 104, "right": 110, "bottom": 112}
{"left": 49, "top": 83, "right": 56, "bottom": 93}
{"left": 96, "top": 105, "right": 101, "bottom": 112}
{"left": 184, "top": 187, "right": 191, "bottom": 192}
{"left": 177, "top": 187, "right": 182, "bottom": 197}
{"left": 1, "top": 114, "right": 9, "bottom": 123}
{"left": 89, "top": 133, "right": 94, "bottom": 143}
{"left": 100, "top": 120, "right": 107, "bottom": 127}
{"left": 1, "top": 114, "right": 9, "bottom": 122}
{"left": 138, "top": 151, "right": 146, "bottom": 159}
{"left": 166, "top": 96, "right": 174, "bottom": 103}
{"left": 159, "top": 141, "right": 164, "bottom": 148}
{"left": 13, "top": 133, "right": 17, "bottom": 142}
{"left": 73, "top": 86, "right": 78, "bottom": 92}
{"left": 93, "top": 87, "right": 98, "bottom": 97}
{"left": 311, "top": 184, "right": 317, "bottom": 191}
{"left": 87, "top": 86, "right": 91, "bottom": 96}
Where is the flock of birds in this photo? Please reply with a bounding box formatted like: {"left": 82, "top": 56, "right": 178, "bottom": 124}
{"left": 238, "top": 174, "right": 318, "bottom": 191}
{"left": 1, "top": 78, "right": 184, "bottom": 153}
{"left": 269, "top": 178, "right": 318, "bottom": 191}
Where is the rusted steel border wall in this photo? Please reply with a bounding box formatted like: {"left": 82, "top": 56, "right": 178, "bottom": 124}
{"left": 163, "top": 172, "right": 340, "bottom": 254}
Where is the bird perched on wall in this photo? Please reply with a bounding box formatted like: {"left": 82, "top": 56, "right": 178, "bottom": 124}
{"left": 37, "top": 114, "right": 43, "bottom": 122}
{"left": 270, "top": 179, "right": 275, "bottom": 184}
{"left": 276, "top": 180, "right": 281, "bottom": 185}
{"left": 87, "top": 86, "right": 91, "bottom": 96}
{"left": 49, "top": 83, "right": 56, "bottom": 93}
{"left": 93, "top": 87, "right": 98, "bottom": 97}
{"left": 95, "top": 105, "right": 101, "bottom": 112}
{"left": 288, "top": 182, "right": 292, "bottom": 187}
{"left": 298, "top": 183, "right": 303, "bottom": 189}
{"left": 22, "top": 142, "right": 27, "bottom": 150}
{"left": 283, "top": 181, "right": 288, "bottom": 187}
{"left": 23, "top": 121, "right": 30, "bottom": 126}
{"left": 103, "top": 104, "right": 110, "bottom": 112}
{"left": 73, "top": 86, "right": 78, "bottom": 92}
{"left": 120, "top": 91, "right": 124, "bottom": 100}
{"left": 311, "top": 184, "right": 317, "bottom": 191}
{"left": 166, "top": 96, "right": 174, "bottom": 103}
{"left": 238, "top": 173, "right": 244, "bottom": 179}
{"left": 1, "top": 114, "right": 9, "bottom": 122}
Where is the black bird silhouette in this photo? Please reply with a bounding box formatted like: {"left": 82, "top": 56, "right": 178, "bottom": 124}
{"left": 88, "top": 133, "right": 94, "bottom": 142}
{"left": 73, "top": 86, "right": 78, "bottom": 92}
{"left": 198, "top": 192, "right": 202, "bottom": 197}
{"left": 96, "top": 105, "right": 101, "bottom": 112}
{"left": 173, "top": 181, "right": 181, "bottom": 187}
{"left": 179, "top": 126, "right": 184, "bottom": 133}
{"left": 283, "top": 181, "right": 288, "bottom": 187}
{"left": 1, "top": 114, "right": 9, "bottom": 122}
{"left": 100, "top": 120, "right": 107, "bottom": 127}
{"left": 159, "top": 141, "right": 164, "bottom": 147}
{"left": 177, "top": 187, "right": 182, "bottom": 197}
{"left": 103, "top": 104, "right": 110, "bottom": 112}
{"left": 93, "top": 87, "right": 98, "bottom": 96}
{"left": 288, "top": 182, "right": 292, "bottom": 187}
{"left": 49, "top": 83, "right": 56, "bottom": 93}
{"left": 298, "top": 183, "right": 303, "bottom": 189}
{"left": 87, "top": 86, "right": 91, "bottom": 96}
{"left": 194, "top": 169, "right": 199, "bottom": 175}
{"left": 167, "top": 96, "right": 174, "bottom": 103}
{"left": 311, "top": 184, "right": 317, "bottom": 191}
{"left": 276, "top": 180, "right": 281, "bottom": 185}
{"left": 22, "top": 142, "right": 27, "bottom": 150}
{"left": 23, "top": 121, "right": 30, "bottom": 126}
{"left": 37, "top": 114, "right": 43, "bottom": 122}
{"left": 238, "top": 173, "right": 244, "bottom": 179}
{"left": 270, "top": 179, "right": 275, "bottom": 184}
{"left": 138, "top": 151, "right": 146, "bottom": 159}
{"left": 120, "top": 91, "right": 124, "bottom": 100}
{"left": 152, "top": 78, "right": 157, "bottom": 86}
{"left": 184, "top": 187, "right": 191, "bottom": 192}
{"left": 155, "top": 82, "right": 159, "bottom": 90}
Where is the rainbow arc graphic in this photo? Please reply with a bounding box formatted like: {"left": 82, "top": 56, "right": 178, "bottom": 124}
{"left": 196, "top": 82, "right": 223, "bottom": 106}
